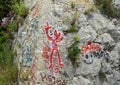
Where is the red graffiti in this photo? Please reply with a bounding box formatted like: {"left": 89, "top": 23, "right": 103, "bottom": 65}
{"left": 43, "top": 21, "right": 64, "bottom": 72}
{"left": 82, "top": 40, "right": 101, "bottom": 56}
{"left": 30, "top": 56, "right": 38, "bottom": 85}
{"left": 33, "top": 56, "right": 38, "bottom": 63}
{"left": 40, "top": 73, "right": 66, "bottom": 85}
{"left": 32, "top": 2, "right": 40, "bottom": 18}
{"left": 42, "top": 46, "right": 51, "bottom": 59}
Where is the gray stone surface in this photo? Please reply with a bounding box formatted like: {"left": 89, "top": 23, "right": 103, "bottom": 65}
{"left": 14, "top": 0, "right": 120, "bottom": 85}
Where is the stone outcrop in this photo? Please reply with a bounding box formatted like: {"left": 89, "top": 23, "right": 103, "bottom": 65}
{"left": 14, "top": 0, "right": 120, "bottom": 85}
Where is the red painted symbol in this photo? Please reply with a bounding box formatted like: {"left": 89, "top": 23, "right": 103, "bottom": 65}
{"left": 42, "top": 21, "right": 64, "bottom": 72}
{"left": 82, "top": 40, "right": 101, "bottom": 56}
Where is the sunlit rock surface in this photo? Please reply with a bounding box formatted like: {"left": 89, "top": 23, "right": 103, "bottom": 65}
{"left": 14, "top": 0, "right": 120, "bottom": 85}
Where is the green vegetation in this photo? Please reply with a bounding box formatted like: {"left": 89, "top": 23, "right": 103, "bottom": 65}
{"left": 12, "top": 0, "right": 28, "bottom": 17}
{"left": 0, "top": 65, "right": 18, "bottom": 85}
{"left": 0, "top": 0, "right": 13, "bottom": 20}
{"left": 0, "top": 39, "right": 18, "bottom": 84}
{"left": 68, "top": 35, "right": 81, "bottom": 67}
{"left": 7, "top": 21, "right": 18, "bottom": 32}
{"left": 65, "top": 24, "right": 78, "bottom": 33}
{"left": 71, "top": 2, "right": 75, "bottom": 9}
{"left": 64, "top": 11, "right": 80, "bottom": 33}
{"left": 74, "top": 35, "right": 80, "bottom": 42}
{"left": 94, "top": 0, "right": 120, "bottom": 19}
{"left": 0, "top": 0, "right": 28, "bottom": 84}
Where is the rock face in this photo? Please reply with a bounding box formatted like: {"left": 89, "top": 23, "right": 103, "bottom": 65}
{"left": 14, "top": 0, "right": 120, "bottom": 85}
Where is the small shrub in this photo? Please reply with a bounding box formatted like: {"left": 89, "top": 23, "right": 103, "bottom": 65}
{"left": 0, "top": 32, "right": 18, "bottom": 84}
{"left": 0, "top": 33, "right": 10, "bottom": 44}
{"left": 7, "top": 21, "right": 18, "bottom": 32}
{"left": 0, "top": 43, "right": 13, "bottom": 67}
{"left": 68, "top": 38, "right": 81, "bottom": 67}
{"left": 74, "top": 35, "right": 80, "bottom": 42}
{"left": 12, "top": 0, "right": 28, "bottom": 17}
{"left": 71, "top": 2, "right": 75, "bottom": 9}
{"left": 0, "top": 0, "right": 23, "bottom": 84}
{"left": 0, "top": 0, "right": 13, "bottom": 20}
{"left": 65, "top": 24, "right": 78, "bottom": 33}
{"left": 0, "top": 65, "right": 18, "bottom": 85}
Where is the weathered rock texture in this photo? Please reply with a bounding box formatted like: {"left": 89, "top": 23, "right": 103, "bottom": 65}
{"left": 14, "top": 0, "right": 120, "bottom": 85}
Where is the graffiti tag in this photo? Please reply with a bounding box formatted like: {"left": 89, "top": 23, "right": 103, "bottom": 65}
{"left": 40, "top": 73, "right": 66, "bottom": 85}
{"left": 82, "top": 41, "right": 109, "bottom": 64}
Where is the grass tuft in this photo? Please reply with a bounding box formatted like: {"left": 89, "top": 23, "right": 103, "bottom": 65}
{"left": 12, "top": 0, "right": 28, "bottom": 17}
{"left": 68, "top": 36, "right": 81, "bottom": 67}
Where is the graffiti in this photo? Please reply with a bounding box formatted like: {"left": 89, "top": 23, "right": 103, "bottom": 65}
{"left": 31, "top": 17, "right": 39, "bottom": 28}
{"left": 42, "top": 21, "right": 64, "bottom": 76}
{"left": 30, "top": 56, "right": 38, "bottom": 85}
{"left": 21, "top": 44, "right": 33, "bottom": 66}
{"left": 40, "top": 73, "right": 66, "bottom": 85}
{"left": 83, "top": 51, "right": 94, "bottom": 64}
{"left": 32, "top": 2, "right": 40, "bottom": 18}
{"left": 23, "top": 44, "right": 31, "bottom": 54}
{"left": 22, "top": 55, "right": 33, "bottom": 66}
{"left": 82, "top": 40, "right": 101, "bottom": 56}
{"left": 82, "top": 40, "right": 109, "bottom": 64}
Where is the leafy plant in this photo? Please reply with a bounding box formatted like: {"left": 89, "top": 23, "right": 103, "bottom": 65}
{"left": 0, "top": 43, "right": 13, "bottom": 67}
{"left": 0, "top": 33, "right": 10, "bottom": 44}
{"left": 71, "top": 2, "right": 75, "bottom": 9}
{"left": 0, "top": 0, "right": 12, "bottom": 20}
{"left": 0, "top": 0, "right": 27, "bottom": 84}
{"left": 0, "top": 29, "right": 18, "bottom": 85}
{"left": 12, "top": 0, "right": 28, "bottom": 17}
{"left": 65, "top": 24, "right": 78, "bottom": 33}
{"left": 74, "top": 35, "right": 80, "bottom": 42}
{"left": 0, "top": 41, "right": 18, "bottom": 84}
{"left": 68, "top": 38, "right": 81, "bottom": 67}
{"left": 7, "top": 21, "right": 18, "bottom": 32}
